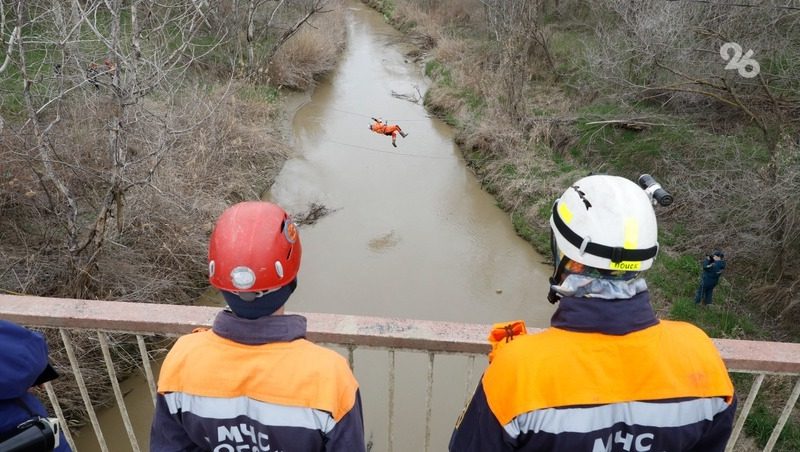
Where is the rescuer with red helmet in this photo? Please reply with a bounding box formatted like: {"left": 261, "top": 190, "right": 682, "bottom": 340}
{"left": 449, "top": 175, "right": 736, "bottom": 451}
{"left": 150, "top": 201, "right": 366, "bottom": 451}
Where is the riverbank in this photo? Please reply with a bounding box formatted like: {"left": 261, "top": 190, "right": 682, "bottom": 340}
{"left": 0, "top": 1, "right": 348, "bottom": 436}
{"left": 364, "top": 0, "right": 798, "bottom": 341}
{"left": 364, "top": 0, "right": 800, "bottom": 448}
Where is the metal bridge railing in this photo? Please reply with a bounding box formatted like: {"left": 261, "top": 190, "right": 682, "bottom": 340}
{"left": 2, "top": 294, "right": 800, "bottom": 452}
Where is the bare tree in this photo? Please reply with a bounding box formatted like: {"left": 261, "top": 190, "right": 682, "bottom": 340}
{"left": 479, "top": 0, "right": 557, "bottom": 122}
{"left": 583, "top": 0, "right": 800, "bottom": 313}
{"left": 240, "top": 0, "right": 333, "bottom": 79}
{"left": 2, "top": 0, "right": 223, "bottom": 297}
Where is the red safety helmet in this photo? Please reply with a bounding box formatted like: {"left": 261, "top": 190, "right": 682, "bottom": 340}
{"left": 208, "top": 201, "right": 301, "bottom": 295}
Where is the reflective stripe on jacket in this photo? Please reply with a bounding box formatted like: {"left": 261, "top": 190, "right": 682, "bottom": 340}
{"left": 450, "top": 292, "right": 736, "bottom": 451}
{"left": 150, "top": 312, "right": 366, "bottom": 452}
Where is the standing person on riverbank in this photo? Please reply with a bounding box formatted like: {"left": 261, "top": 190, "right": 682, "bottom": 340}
{"left": 695, "top": 250, "right": 726, "bottom": 306}
{"left": 449, "top": 175, "right": 736, "bottom": 451}
{"left": 149, "top": 201, "right": 366, "bottom": 452}
{"left": 0, "top": 320, "right": 71, "bottom": 452}
{"left": 369, "top": 117, "right": 408, "bottom": 147}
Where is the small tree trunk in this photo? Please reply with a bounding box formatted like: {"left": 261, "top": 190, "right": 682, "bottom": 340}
{"left": 247, "top": 0, "right": 256, "bottom": 67}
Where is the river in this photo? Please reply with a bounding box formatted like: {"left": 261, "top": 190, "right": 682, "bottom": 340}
{"left": 73, "top": 2, "right": 555, "bottom": 451}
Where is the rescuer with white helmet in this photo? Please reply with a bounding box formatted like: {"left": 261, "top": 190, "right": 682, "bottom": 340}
{"left": 450, "top": 175, "right": 737, "bottom": 452}
{"left": 151, "top": 201, "right": 366, "bottom": 452}
{"left": 547, "top": 174, "right": 659, "bottom": 304}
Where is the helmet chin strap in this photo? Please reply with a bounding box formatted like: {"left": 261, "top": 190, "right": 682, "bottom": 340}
{"left": 548, "top": 230, "right": 569, "bottom": 304}
{"left": 548, "top": 256, "right": 570, "bottom": 304}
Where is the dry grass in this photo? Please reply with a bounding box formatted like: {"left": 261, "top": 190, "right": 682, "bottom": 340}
{"left": 0, "top": 81, "right": 291, "bottom": 428}
{"left": 424, "top": 84, "right": 468, "bottom": 120}
{"left": 268, "top": 5, "right": 347, "bottom": 90}
{"left": 1, "top": 82, "right": 287, "bottom": 301}
{"left": 433, "top": 37, "right": 470, "bottom": 66}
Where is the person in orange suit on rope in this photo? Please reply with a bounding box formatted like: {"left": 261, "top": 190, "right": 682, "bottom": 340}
{"left": 369, "top": 117, "right": 408, "bottom": 147}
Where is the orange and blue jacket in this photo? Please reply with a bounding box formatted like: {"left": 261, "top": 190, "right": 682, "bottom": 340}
{"left": 449, "top": 291, "right": 736, "bottom": 452}
{"left": 150, "top": 311, "right": 366, "bottom": 452}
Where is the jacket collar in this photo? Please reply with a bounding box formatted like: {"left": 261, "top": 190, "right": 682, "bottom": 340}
{"left": 550, "top": 291, "right": 659, "bottom": 335}
{"left": 212, "top": 310, "right": 307, "bottom": 345}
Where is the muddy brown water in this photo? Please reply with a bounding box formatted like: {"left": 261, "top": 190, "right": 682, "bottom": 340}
{"left": 74, "top": 3, "right": 555, "bottom": 451}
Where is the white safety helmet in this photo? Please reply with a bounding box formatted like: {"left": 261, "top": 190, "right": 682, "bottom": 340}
{"left": 549, "top": 175, "right": 659, "bottom": 272}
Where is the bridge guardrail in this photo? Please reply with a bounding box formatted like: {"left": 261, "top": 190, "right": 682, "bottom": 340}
{"left": 2, "top": 294, "right": 799, "bottom": 452}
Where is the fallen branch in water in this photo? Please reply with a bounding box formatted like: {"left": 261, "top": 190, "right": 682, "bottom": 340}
{"left": 294, "top": 202, "right": 337, "bottom": 226}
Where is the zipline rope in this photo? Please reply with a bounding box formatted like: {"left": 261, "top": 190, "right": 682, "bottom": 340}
{"left": 326, "top": 139, "right": 452, "bottom": 160}
{"left": 328, "top": 107, "right": 433, "bottom": 122}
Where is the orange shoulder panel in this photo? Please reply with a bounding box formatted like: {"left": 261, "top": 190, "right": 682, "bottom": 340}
{"left": 157, "top": 331, "right": 358, "bottom": 421}
{"left": 483, "top": 321, "right": 734, "bottom": 425}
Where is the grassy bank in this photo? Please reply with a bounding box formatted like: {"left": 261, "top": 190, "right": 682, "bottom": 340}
{"left": 367, "top": 0, "right": 800, "bottom": 449}
{"left": 368, "top": 0, "right": 795, "bottom": 338}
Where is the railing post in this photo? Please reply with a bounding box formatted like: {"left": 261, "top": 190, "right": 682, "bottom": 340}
{"left": 726, "top": 373, "right": 764, "bottom": 452}
{"left": 347, "top": 345, "right": 355, "bottom": 371}
{"left": 98, "top": 332, "right": 141, "bottom": 452}
{"left": 424, "top": 352, "right": 435, "bottom": 452}
{"left": 763, "top": 376, "right": 800, "bottom": 452}
{"left": 60, "top": 328, "right": 109, "bottom": 452}
{"left": 387, "top": 349, "right": 396, "bottom": 452}
{"left": 464, "top": 354, "right": 476, "bottom": 405}
{"left": 136, "top": 334, "right": 158, "bottom": 406}
{"left": 44, "top": 381, "right": 76, "bottom": 451}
